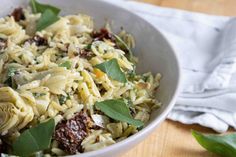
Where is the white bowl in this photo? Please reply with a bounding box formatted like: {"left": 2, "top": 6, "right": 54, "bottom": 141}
{"left": 0, "top": 0, "right": 181, "bottom": 156}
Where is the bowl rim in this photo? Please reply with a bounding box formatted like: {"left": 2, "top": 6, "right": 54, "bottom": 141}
{"left": 69, "top": 1, "right": 182, "bottom": 157}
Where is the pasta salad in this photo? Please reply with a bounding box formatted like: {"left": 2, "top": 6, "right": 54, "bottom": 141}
{"left": 0, "top": 0, "right": 161, "bottom": 156}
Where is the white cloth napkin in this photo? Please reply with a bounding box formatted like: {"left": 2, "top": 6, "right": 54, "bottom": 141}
{"left": 106, "top": 0, "right": 236, "bottom": 132}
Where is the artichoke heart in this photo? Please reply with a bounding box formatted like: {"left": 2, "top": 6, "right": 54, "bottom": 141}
{"left": 0, "top": 103, "right": 19, "bottom": 134}
{"left": 20, "top": 89, "right": 50, "bottom": 116}
{"left": 35, "top": 92, "right": 50, "bottom": 115}
{"left": 0, "top": 87, "right": 34, "bottom": 134}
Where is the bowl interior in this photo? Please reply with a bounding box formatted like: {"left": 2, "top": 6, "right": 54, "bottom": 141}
{"left": 0, "top": 0, "right": 181, "bottom": 156}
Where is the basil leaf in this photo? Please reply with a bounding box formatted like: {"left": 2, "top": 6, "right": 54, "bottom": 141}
{"left": 95, "top": 58, "right": 127, "bottom": 83}
{"left": 112, "top": 33, "right": 134, "bottom": 61}
{"left": 36, "top": 9, "right": 59, "bottom": 31}
{"left": 192, "top": 130, "right": 236, "bottom": 157}
{"left": 95, "top": 99, "right": 143, "bottom": 127}
{"left": 30, "top": 0, "right": 60, "bottom": 31}
{"left": 13, "top": 119, "right": 55, "bottom": 156}
{"left": 59, "top": 61, "right": 71, "bottom": 69}
{"left": 30, "top": 0, "right": 60, "bottom": 15}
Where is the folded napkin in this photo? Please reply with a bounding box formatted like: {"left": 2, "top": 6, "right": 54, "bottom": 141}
{"left": 106, "top": 0, "right": 236, "bottom": 132}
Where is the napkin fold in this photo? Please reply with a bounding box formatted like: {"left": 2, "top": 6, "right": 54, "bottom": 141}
{"left": 106, "top": 0, "right": 236, "bottom": 132}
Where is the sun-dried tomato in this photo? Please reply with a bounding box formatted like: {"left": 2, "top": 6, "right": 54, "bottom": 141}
{"left": 79, "top": 49, "right": 94, "bottom": 59}
{"left": 11, "top": 8, "right": 25, "bottom": 22}
{"left": 25, "top": 35, "right": 48, "bottom": 46}
{"left": 54, "top": 112, "right": 93, "bottom": 154}
{"left": 92, "top": 28, "right": 115, "bottom": 42}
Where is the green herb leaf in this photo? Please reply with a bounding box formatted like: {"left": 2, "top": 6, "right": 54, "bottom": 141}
{"left": 3, "top": 77, "right": 16, "bottom": 89}
{"left": 30, "top": 0, "right": 60, "bottom": 15}
{"left": 141, "top": 74, "right": 150, "bottom": 82}
{"left": 127, "top": 69, "right": 136, "bottom": 80}
{"left": 95, "top": 58, "right": 127, "bottom": 83}
{"left": 36, "top": 9, "right": 59, "bottom": 31}
{"left": 59, "top": 61, "right": 72, "bottom": 69}
{"left": 112, "top": 33, "right": 134, "bottom": 61}
{"left": 58, "top": 95, "right": 69, "bottom": 105}
{"left": 192, "top": 130, "right": 236, "bottom": 157}
{"left": 124, "top": 98, "right": 136, "bottom": 115}
{"left": 33, "top": 93, "right": 46, "bottom": 98}
{"left": 4, "top": 67, "right": 18, "bottom": 89}
{"left": 95, "top": 99, "right": 143, "bottom": 127}
{"left": 30, "top": 0, "right": 60, "bottom": 31}
{"left": 7, "top": 67, "right": 17, "bottom": 77}
{"left": 84, "top": 44, "right": 92, "bottom": 51}
{"left": 13, "top": 119, "right": 55, "bottom": 156}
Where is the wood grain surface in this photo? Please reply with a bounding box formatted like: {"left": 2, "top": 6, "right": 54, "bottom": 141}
{"left": 123, "top": 120, "right": 219, "bottom": 157}
{"left": 122, "top": 0, "right": 235, "bottom": 157}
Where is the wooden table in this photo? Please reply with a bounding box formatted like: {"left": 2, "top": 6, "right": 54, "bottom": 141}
{"left": 122, "top": 0, "right": 236, "bottom": 157}
{"left": 123, "top": 120, "right": 220, "bottom": 157}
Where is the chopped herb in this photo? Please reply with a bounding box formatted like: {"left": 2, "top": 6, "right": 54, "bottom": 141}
{"left": 4, "top": 77, "right": 13, "bottom": 88}
{"left": 94, "top": 58, "right": 127, "bottom": 83}
{"left": 95, "top": 99, "right": 143, "bottom": 127}
{"left": 59, "top": 61, "right": 71, "bottom": 69}
{"left": 192, "top": 130, "right": 236, "bottom": 157}
{"left": 58, "top": 95, "right": 69, "bottom": 105}
{"left": 12, "top": 119, "right": 55, "bottom": 156}
{"left": 127, "top": 70, "right": 136, "bottom": 80}
{"left": 7, "top": 67, "right": 17, "bottom": 77}
{"left": 124, "top": 98, "right": 133, "bottom": 107}
{"left": 141, "top": 75, "right": 149, "bottom": 82}
{"left": 84, "top": 44, "right": 92, "bottom": 51}
{"left": 33, "top": 93, "right": 46, "bottom": 98}
{"left": 4, "top": 67, "right": 18, "bottom": 89}
{"left": 124, "top": 98, "right": 136, "bottom": 116}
